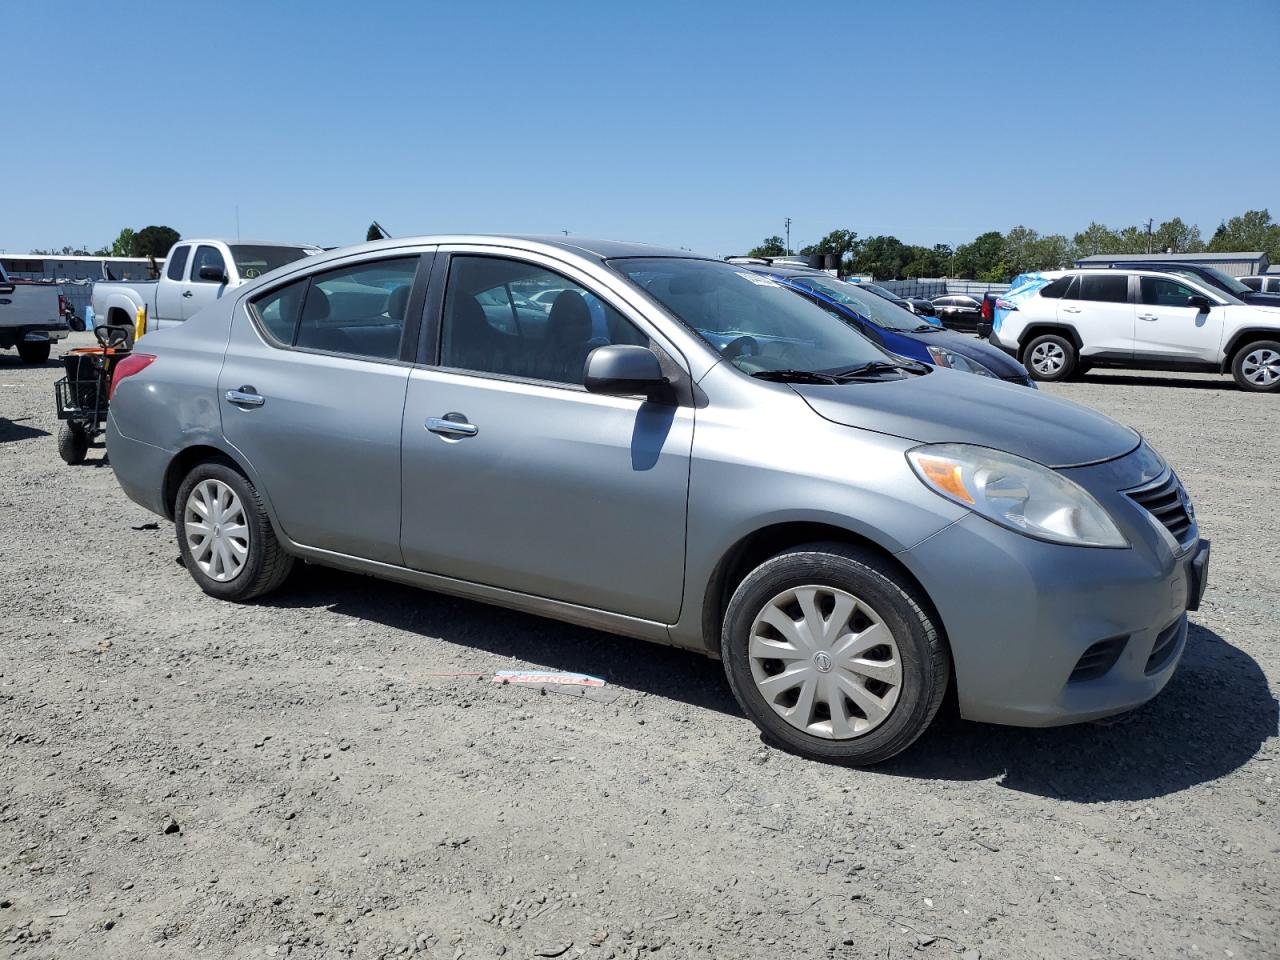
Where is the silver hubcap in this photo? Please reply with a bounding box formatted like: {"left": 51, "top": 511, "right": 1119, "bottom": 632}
{"left": 184, "top": 479, "right": 249, "bottom": 582}
{"left": 1241, "top": 348, "right": 1280, "bottom": 386}
{"left": 1030, "top": 341, "right": 1065, "bottom": 375}
{"left": 748, "top": 585, "right": 903, "bottom": 740}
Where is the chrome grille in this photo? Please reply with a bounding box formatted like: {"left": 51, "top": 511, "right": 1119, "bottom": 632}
{"left": 1126, "top": 472, "right": 1194, "bottom": 546}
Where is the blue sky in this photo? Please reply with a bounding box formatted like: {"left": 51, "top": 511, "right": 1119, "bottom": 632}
{"left": 2, "top": 0, "right": 1276, "bottom": 257}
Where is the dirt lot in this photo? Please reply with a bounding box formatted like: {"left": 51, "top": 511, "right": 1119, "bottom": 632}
{"left": 1, "top": 333, "right": 1277, "bottom": 960}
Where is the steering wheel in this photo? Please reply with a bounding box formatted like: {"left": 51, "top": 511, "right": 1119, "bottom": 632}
{"left": 721, "top": 335, "right": 760, "bottom": 360}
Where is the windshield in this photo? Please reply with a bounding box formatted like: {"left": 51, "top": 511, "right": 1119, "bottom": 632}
{"left": 608, "top": 258, "right": 895, "bottom": 375}
{"left": 786, "top": 275, "right": 927, "bottom": 332}
{"left": 1169, "top": 265, "right": 1251, "bottom": 296}
{"left": 230, "top": 245, "right": 317, "bottom": 280}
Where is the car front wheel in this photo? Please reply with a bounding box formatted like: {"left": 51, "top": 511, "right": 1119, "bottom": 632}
{"left": 1023, "top": 334, "right": 1076, "bottom": 382}
{"left": 721, "top": 543, "right": 949, "bottom": 765}
{"left": 1231, "top": 339, "right": 1280, "bottom": 392}
{"left": 175, "top": 461, "right": 293, "bottom": 601}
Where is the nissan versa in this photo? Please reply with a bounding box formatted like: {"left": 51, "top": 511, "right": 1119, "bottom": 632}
{"left": 106, "top": 236, "right": 1210, "bottom": 764}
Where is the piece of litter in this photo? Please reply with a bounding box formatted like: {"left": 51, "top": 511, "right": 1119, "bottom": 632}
{"left": 492, "top": 670, "right": 605, "bottom": 688}
{"left": 131, "top": 521, "right": 160, "bottom": 531}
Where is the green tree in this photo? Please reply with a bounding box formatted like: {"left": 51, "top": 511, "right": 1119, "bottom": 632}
{"left": 110, "top": 228, "right": 137, "bottom": 257}
{"left": 799, "top": 229, "right": 860, "bottom": 260}
{"left": 952, "top": 231, "right": 1005, "bottom": 280}
{"left": 1071, "top": 222, "right": 1120, "bottom": 258}
{"left": 1207, "top": 209, "right": 1280, "bottom": 261}
{"left": 92, "top": 246, "right": 110, "bottom": 256}
{"left": 133, "top": 225, "right": 181, "bottom": 259}
{"left": 747, "top": 235, "right": 787, "bottom": 258}
{"left": 850, "top": 235, "right": 913, "bottom": 279}
{"left": 1153, "top": 217, "right": 1204, "bottom": 254}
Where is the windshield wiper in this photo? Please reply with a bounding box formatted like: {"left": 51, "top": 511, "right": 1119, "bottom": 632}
{"left": 912, "top": 323, "right": 940, "bottom": 332}
{"left": 831, "top": 359, "right": 929, "bottom": 379}
{"left": 750, "top": 369, "right": 844, "bottom": 384}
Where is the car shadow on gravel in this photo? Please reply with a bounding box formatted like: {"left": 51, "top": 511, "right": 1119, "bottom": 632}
{"left": 275, "top": 565, "right": 742, "bottom": 717}
{"left": 879, "top": 622, "right": 1278, "bottom": 801}
{"left": 1077, "top": 372, "right": 1237, "bottom": 391}
{"left": 0, "top": 416, "right": 50, "bottom": 443}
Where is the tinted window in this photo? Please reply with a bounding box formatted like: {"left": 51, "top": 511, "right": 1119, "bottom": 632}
{"left": 1267, "top": 279, "right": 1280, "bottom": 293}
{"left": 252, "top": 278, "right": 307, "bottom": 344}
{"left": 1141, "top": 277, "right": 1197, "bottom": 307}
{"left": 190, "top": 245, "right": 227, "bottom": 283}
{"left": 1240, "top": 277, "right": 1262, "bottom": 291}
{"left": 791, "top": 275, "right": 923, "bottom": 332}
{"left": 1039, "top": 276, "right": 1072, "bottom": 299}
{"left": 166, "top": 245, "right": 190, "bottom": 281}
{"left": 1077, "top": 274, "right": 1129, "bottom": 303}
{"left": 294, "top": 257, "right": 418, "bottom": 360}
{"left": 440, "top": 256, "right": 647, "bottom": 386}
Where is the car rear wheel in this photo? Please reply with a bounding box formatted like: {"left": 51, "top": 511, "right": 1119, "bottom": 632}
{"left": 721, "top": 543, "right": 949, "bottom": 765}
{"left": 175, "top": 461, "right": 293, "bottom": 602}
{"left": 1231, "top": 339, "right": 1280, "bottom": 392}
{"left": 17, "top": 341, "right": 51, "bottom": 364}
{"left": 1023, "top": 334, "right": 1076, "bottom": 382}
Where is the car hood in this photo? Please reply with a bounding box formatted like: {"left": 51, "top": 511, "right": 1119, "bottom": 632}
{"left": 793, "top": 369, "right": 1140, "bottom": 468}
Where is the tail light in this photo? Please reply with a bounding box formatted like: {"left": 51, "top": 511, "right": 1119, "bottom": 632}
{"left": 109, "top": 353, "right": 156, "bottom": 400}
{"left": 58, "top": 294, "right": 66, "bottom": 317}
{"left": 980, "top": 297, "right": 992, "bottom": 321}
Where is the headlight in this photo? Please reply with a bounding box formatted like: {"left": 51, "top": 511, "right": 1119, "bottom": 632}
{"left": 907, "top": 443, "right": 1128, "bottom": 548}
{"left": 926, "top": 346, "right": 998, "bottom": 378}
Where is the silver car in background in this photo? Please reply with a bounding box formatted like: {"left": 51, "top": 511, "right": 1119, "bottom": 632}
{"left": 106, "top": 236, "right": 1210, "bottom": 764}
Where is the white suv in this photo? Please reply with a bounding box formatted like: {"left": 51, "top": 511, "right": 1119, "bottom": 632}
{"left": 991, "top": 268, "right": 1280, "bottom": 392}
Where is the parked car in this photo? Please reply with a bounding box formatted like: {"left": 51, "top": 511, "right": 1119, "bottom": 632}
{"left": 931, "top": 294, "right": 984, "bottom": 331}
{"left": 0, "top": 264, "right": 70, "bottom": 363}
{"left": 904, "top": 297, "right": 938, "bottom": 318}
{"left": 747, "top": 265, "right": 1032, "bottom": 385}
{"left": 850, "top": 280, "right": 941, "bottom": 324}
{"left": 108, "top": 235, "right": 1208, "bottom": 765}
{"left": 1240, "top": 274, "right": 1280, "bottom": 295}
{"left": 91, "top": 239, "right": 321, "bottom": 338}
{"left": 1096, "top": 261, "right": 1280, "bottom": 308}
{"left": 990, "top": 267, "right": 1280, "bottom": 391}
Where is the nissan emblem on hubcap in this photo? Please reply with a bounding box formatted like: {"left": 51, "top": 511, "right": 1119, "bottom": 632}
{"left": 813, "top": 651, "right": 833, "bottom": 672}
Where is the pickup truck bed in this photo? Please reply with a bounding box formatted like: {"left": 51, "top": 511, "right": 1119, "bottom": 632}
{"left": 0, "top": 270, "right": 69, "bottom": 363}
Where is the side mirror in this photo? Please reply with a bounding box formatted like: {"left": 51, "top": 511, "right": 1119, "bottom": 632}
{"left": 1186, "top": 294, "right": 1211, "bottom": 312}
{"left": 0, "top": 281, "right": 14, "bottom": 295}
{"left": 198, "top": 264, "right": 228, "bottom": 283}
{"left": 584, "top": 345, "right": 669, "bottom": 400}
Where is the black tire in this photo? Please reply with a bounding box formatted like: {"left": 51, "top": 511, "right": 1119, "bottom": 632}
{"left": 57, "top": 422, "right": 89, "bottom": 465}
{"left": 17, "top": 341, "right": 51, "bottom": 364}
{"left": 174, "top": 460, "right": 294, "bottom": 602}
{"left": 1022, "top": 333, "right": 1076, "bottom": 382}
{"left": 1230, "top": 339, "right": 1280, "bottom": 393}
{"left": 721, "top": 542, "right": 950, "bottom": 765}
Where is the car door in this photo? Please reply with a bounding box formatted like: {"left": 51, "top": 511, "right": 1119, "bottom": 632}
{"left": 399, "top": 249, "right": 693, "bottom": 623}
{"left": 1134, "top": 276, "right": 1224, "bottom": 362}
{"left": 1057, "top": 273, "right": 1134, "bottom": 358}
{"left": 184, "top": 244, "right": 232, "bottom": 320}
{"left": 218, "top": 251, "right": 429, "bottom": 564}
{"left": 154, "top": 243, "right": 190, "bottom": 328}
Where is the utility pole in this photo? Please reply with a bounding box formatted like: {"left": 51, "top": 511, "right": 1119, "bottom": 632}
{"left": 562, "top": 228, "right": 570, "bottom": 236}
{"left": 1144, "top": 218, "right": 1153, "bottom": 254}
{"left": 784, "top": 217, "right": 792, "bottom": 255}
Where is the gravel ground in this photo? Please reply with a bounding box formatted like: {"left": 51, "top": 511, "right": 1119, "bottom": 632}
{"left": 1, "top": 333, "right": 1277, "bottom": 960}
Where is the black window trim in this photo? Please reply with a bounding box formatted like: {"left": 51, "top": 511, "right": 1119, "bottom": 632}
{"left": 245, "top": 251, "right": 433, "bottom": 366}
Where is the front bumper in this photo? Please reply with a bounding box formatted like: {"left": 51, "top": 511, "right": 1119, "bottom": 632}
{"left": 901, "top": 514, "right": 1207, "bottom": 727}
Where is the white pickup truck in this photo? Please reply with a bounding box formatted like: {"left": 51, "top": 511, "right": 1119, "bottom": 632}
{"left": 0, "top": 264, "right": 69, "bottom": 363}
{"left": 91, "top": 239, "right": 321, "bottom": 337}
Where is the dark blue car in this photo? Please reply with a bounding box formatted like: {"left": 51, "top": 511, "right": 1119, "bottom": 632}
{"left": 746, "top": 265, "right": 1034, "bottom": 387}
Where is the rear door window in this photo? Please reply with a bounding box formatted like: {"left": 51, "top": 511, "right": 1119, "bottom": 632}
{"left": 1039, "top": 276, "right": 1072, "bottom": 299}
{"left": 1077, "top": 274, "right": 1129, "bottom": 303}
{"left": 252, "top": 278, "right": 308, "bottom": 344}
{"left": 166, "top": 245, "right": 190, "bottom": 281}
{"left": 295, "top": 257, "right": 420, "bottom": 361}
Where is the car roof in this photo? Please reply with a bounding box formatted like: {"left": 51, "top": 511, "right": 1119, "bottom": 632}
{"left": 740, "top": 264, "right": 830, "bottom": 279}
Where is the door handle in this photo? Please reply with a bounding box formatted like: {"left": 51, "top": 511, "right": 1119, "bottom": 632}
{"left": 1062, "top": 306, "right": 1081, "bottom": 314}
{"left": 426, "top": 414, "right": 478, "bottom": 438}
{"left": 1138, "top": 313, "right": 1158, "bottom": 321}
{"left": 224, "top": 387, "right": 265, "bottom": 407}
{"left": 182, "top": 290, "right": 194, "bottom": 298}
